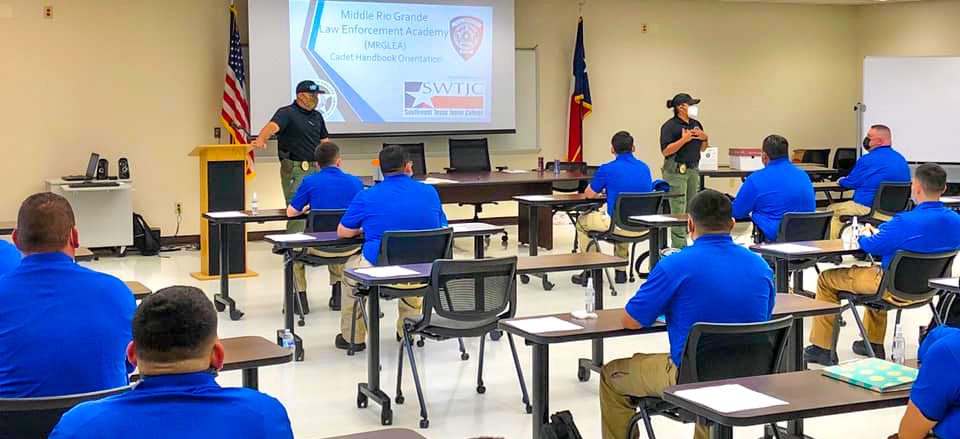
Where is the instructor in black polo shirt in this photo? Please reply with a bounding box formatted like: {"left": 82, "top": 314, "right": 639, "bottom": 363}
{"left": 659, "top": 93, "right": 709, "bottom": 249}
{"left": 251, "top": 80, "right": 330, "bottom": 233}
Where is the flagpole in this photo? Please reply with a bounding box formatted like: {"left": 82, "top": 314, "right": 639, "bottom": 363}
{"left": 578, "top": 100, "right": 584, "bottom": 162}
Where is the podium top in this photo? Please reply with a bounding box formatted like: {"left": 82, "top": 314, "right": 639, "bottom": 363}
{"left": 188, "top": 144, "right": 251, "bottom": 157}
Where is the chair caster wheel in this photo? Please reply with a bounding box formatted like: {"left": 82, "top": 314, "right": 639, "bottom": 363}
{"left": 577, "top": 366, "right": 590, "bottom": 382}
{"left": 395, "top": 395, "right": 405, "bottom": 404}
{"left": 229, "top": 309, "right": 244, "bottom": 320}
{"left": 542, "top": 278, "right": 554, "bottom": 291}
{"left": 477, "top": 385, "right": 486, "bottom": 394}
{"left": 520, "top": 274, "right": 530, "bottom": 284}
{"left": 357, "top": 393, "right": 368, "bottom": 408}
{"left": 489, "top": 330, "right": 503, "bottom": 341}
{"left": 381, "top": 409, "right": 392, "bottom": 426}
{"left": 297, "top": 320, "right": 305, "bottom": 327}
{"left": 416, "top": 338, "right": 425, "bottom": 347}
{"left": 215, "top": 301, "right": 226, "bottom": 312}
{"left": 419, "top": 419, "right": 429, "bottom": 429}
{"left": 610, "top": 289, "right": 617, "bottom": 297}
{"left": 525, "top": 404, "right": 533, "bottom": 414}
{"left": 460, "top": 352, "right": 469, "bottom": 361}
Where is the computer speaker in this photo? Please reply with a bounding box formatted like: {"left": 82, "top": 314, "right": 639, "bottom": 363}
{"left": 96, "top": 159, "right": 109, "bottom": 180}
{"left": 118, "top": 158, "right": 130, "bottom": 180}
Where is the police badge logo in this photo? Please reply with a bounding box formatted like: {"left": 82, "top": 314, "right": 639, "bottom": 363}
{"left": 449, "top": 16, "right": 484, "bottom": 61}
{"left": 314, "top": 79, "right": 338, "bottom": 120}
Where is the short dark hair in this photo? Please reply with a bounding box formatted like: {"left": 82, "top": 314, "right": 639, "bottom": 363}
{"left": 16, "top": 193, "right": 76, "bottom": 253}
{"left": 762, "top": 135, "right": 789, "bottom": 161}
{"left": 133, "top": 286, "right": 217, "bottom": 363}
{"left": 379, "top": 144, "right": 410, "bottom": 174}
{"left": 915, "top": 163, "right": 947, "bottom": 195}
{"left": 689, "top": 189, "right": 734, "bottom": 233}
{"left": 611, "top": 131, "right": 634, "bottom": 154}
{"left": 870, "top": 124, "right": 891, "bottom": 137}
{"left": 314, "top": 142, "right": 340, "bottom": 167}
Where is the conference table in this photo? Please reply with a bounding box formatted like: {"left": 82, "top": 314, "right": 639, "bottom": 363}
{"left": 700, "top": 164, "right": 837, "bottom": 188}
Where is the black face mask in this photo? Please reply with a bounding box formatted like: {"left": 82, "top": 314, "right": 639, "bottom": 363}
{"left": 862, "top": 136, "right": 871, "bottom": 150}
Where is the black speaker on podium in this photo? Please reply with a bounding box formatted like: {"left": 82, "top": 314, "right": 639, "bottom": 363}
{"left": 96, "top": 159, "right": 109, "bottom": 179}
{"left": 118, "top": 158, "right": 130, "bottom": 179}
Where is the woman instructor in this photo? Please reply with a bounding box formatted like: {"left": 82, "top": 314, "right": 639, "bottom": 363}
{"left": 659, "top": 93, "right": 709, "bottom": 248}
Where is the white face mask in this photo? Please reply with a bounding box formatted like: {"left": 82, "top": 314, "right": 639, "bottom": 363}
{"left": 687, "top": 105, "right": 699, "bottom": 118}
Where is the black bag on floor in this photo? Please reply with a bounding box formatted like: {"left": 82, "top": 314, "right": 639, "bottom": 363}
{"left": 540, "top": 410, "right": 584, "bottom": 439}
{"left": 921, "top": 292, "right": 960, "bottom": 344}
{"left": 132, "top": 213, "right": 160, "bottom": 256}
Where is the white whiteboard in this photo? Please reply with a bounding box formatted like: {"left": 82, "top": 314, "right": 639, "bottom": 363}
{"left": 863, "top": 56, "right": 960, "bottom": 163}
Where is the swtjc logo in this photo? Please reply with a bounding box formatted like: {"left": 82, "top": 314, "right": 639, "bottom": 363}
{"left": 449, "top": 16, "right": 483, "bottom": 61}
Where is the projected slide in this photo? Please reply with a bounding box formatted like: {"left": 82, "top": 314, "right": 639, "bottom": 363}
{"left": 290, "top": 0, "right": 493, "bottom": 125}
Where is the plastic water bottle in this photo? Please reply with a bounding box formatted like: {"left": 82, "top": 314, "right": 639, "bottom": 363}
{"left": 251, "top": 192, "right": 259, "bottom": 214}
{"left": 553, "top": 159, "right": 561, "bottom": 176}
{"left": 844, "top": 216, "right": 859, "bottom": 245}
{"left": 891, "top": 323, "right": 905, "bottom": 365}
{"left": 584, "top": 278, "right": 595, "bottom": 314}
{"left": 281, "top": 329, "right": 295, "bottom": 352}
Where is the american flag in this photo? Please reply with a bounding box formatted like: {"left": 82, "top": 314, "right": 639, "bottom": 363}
{"left": 221, "top": 4, "right": 255, "bottom": 179}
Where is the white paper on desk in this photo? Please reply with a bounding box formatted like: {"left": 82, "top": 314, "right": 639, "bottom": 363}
{"left": 504, "top": 317, "right": 583, "bottom": 334}
{"left": 206, "top": 211, "right": 247, "bottom": 218}
{"left": 265, "top": 233, "right": 316, "bottom": 242}
{"left": 760, "top": 243, "right": 820, "bottom": 254}
{"left": 424, "top": 177, "right": 458, "bottom": 184}
{"left": 452, "top": 223, "right": 493, "bottom": 232}
{"left": 674, "top": 384, "right": 788, "bottom": 413}
{"left": 355, "top": 266, "right": 422, "bottom": 278}
{"left": 520, "top": 195, "right": 554, "bottom": 201}
{"left": 943, "top": 196, "right": 960, "bottom": 203}
{"left": 631, "top": 215, "right": 678, "bottom": 222}
{"left": 501, "top": 169, "right": 530, "bottom": 174}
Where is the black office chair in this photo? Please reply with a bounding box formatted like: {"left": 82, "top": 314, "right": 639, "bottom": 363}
{"left": 445, "top": 139, "right": 509, "bottom": 245}
{"left": 830, "top": 148, "right": 858, "bottom": 181}
{"left": 627, "top": 316, "right": 794, "bottom": 439}
{"left": 347, "top": 228, "right": 462, "bottom": 356}
{"left": 754, "top": 211, "right": 833, "bottom": 296}
{"left": 832, "top": 250, "right": 958, "bottom": 360}
{"left": 383, "top": 143, "right": 427, "bottom": 177}
{"left": 580, "top": 192, "right": 663, "bottom": 296}
{"left": 395, "top": 257, "right": 531, "bottom": 428}
{"left": 801, "top": 149, "right": 830, "bottom": 167}
{"left": 0, "top": 385, "right": 133, "bottom": 438}
{"left": 290, "top": 209, "right": 359, "bottom": 324}
{"left": 838, "top": 182, "right": 912, "bottom": 237}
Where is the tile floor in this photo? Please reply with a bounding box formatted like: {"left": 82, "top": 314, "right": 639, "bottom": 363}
{"left": 82, "top": 222, "right": 955, "bottom": 439}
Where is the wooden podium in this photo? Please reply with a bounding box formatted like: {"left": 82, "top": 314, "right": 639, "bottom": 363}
{"left": 188, "top": 145, "right": 257, "bottom": 282}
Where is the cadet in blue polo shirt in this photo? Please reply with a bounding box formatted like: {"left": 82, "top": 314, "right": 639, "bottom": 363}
{"left": 0, "top": 240, "right": 21, "bottom": 275}
{"left": 49, "top": 286, "right": 293, "bottom": 439}
{"left": 0, "top": 193, "right": 135, "bottom": 397}
{"left": 827, "top": 124, "right": 911, "bottom": 238}
{"left": 894, "top": 325, "right": 960, "bottom": 439}
{"left": 286, "top": 142, "right": 364, "bottom": 311}
{"left": 573, "top": 131, "right": 652, "bottom": 285}
{"left": 335, "top": 145, "right": 447, "bottom": 350}
{"left": 599, "top": 190, "right": 775, "bottom": 439}
{"left": 806, "top": 163, "right": 960, "bottom": 365}
{"left": 732, "top": 134, "right": 816, "bottom": 241}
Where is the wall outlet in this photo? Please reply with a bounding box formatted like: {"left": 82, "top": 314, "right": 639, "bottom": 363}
{"left": 43, "top": 6, "right": 52, "bottom": 18}
{"left": 175, "top": 203, "right": 182, "bottom": 216}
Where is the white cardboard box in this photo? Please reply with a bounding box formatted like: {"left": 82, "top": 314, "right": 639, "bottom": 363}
{"left": 700, "top": 147, "right": 719, "bottom": 171}
{"left": 729, "top": 148, "right": 764, "bottom": 171}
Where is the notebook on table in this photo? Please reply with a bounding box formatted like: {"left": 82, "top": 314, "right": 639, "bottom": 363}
{"left": 821, "top": 358, "right": 917, "bottom": 392}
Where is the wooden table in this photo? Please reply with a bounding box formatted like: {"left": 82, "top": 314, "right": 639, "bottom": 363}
{"left": 628, "top": 214, "right": 689, "bottom": 269}
{"left": 751, "top": 240, "right": 865, "bottom": 295}
{"left": 0, "top": 221, "right": 13, "bottom": 236}
{"left": 499, "top": 294, "right": 842, "bottom": 439}
{"left": 202, "top": 209, "right": 306, "bottom": 321}
{"left": 131, "top": 336, "right": 292, "bottom": 390}
{"left": 123, "top": 281, "right": 151, "bottom": 300}
{"left": 663, "top": 361, "right": 916, "bottom": 439}
{"left": 74, "top": 247, "right": 96, "bottom": 262}
{"left": 344, "top": 252, "right": 627, "bottom": 427}
{"left": 266, "top": 223, "right": 509, "bottom": 362}
{"left": 699, "top": 164, "right": 838, "bottom": 189}
{"left": 812, "top": 181, "right": 851, "bottom": 203}
{"left": 319, "top": 429, "right": 426, "bottom": 439}
{"left": 931, "top": 277, "right": 960, "bottom": 293}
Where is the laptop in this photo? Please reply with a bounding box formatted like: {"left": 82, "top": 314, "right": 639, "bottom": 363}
{"left": 62, "top": 153, "right": 99, "bottom": 181}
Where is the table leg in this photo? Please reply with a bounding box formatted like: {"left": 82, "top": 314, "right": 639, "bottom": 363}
{"left": 214, "top": 222, "right": 244, "bottom": 320}
{"left": 648, "top": 226, "right": 663, "bottom": 269}
{"left": 242, "top": 368, "right": 258, "bottom": 390}
{"left": 525, "top": 206, "right": 553, "bottom": 290}
{"left": 775, "top": 258, "right": 789, "bottom": 294}
{"left": 578, "top": 268, "right": 605, "bottom": 381}
{"left": 699, "top": 174, "right": 706, "bottom": 190}
{"left": 531, "top": 343, "right": 549, "bottom": 439}
{"left": 474, "top": 235, "right": 484, "bottom": 259}
{"left": 787, "top": 317, "right": 806, "bottom": 436}
{"left": 709, "top": 425, "right": 733, "bottom": 439}
{"left": 357, "top": 286, "right": 392, "bottom": 425}
{"left": 282, "top": 251, "right": 304, "bottom": 362}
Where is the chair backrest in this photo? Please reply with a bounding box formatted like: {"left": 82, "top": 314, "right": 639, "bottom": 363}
{"left": 612, "top": 192, "right": 665, "bottom": 232}
{"left": 0, "top": 385, "right": 132, "bottom": 438}
{"left": 871, "top": 182, "right": 912, "bottom": 217}
{"left": 383, "top": 143, "right": 426, "bottom": 176}
{"left": 676, "top": 316, "right": 793, "bottom": 385}
{"left": 832, "top": 148, "right": 858, "bottom": 177}
{"left": 448, "top": 138, "right": 491, "bottom": 172}
{"left": 378, "top": 227, "right": 454, "bottom": 266}
{"left": 423, "top": 257, "right": 518, "bottom": 326}
{"left": 776, "top": 211, "right": 833, "bottom": 243}
{"left": 546, "top": 161, "right": 587, "bottom": 192}
{"left": 801, "top": 149, "right": 830, "bottom": 167}
{"left": 306, "top": 209, "right": 347, "bottom": 233}
{"left": 880, "top": 250, "right": 959, "bottom": 303}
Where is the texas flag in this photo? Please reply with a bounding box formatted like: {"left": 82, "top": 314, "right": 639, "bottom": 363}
{"left": 567, "top": 17, "right": 591, "bottom": 162}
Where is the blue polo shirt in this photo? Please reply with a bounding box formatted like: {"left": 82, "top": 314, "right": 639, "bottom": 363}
{"left": 732, "top": 158, "right": 816, "bottom": 241}
{"left": 340, "top": 174, "right": 448, "bottom": 265}
{"left": 839, "top": 145, "right": 910, "bottom": 207}
{"left": 0, "top": 252, "right": 135, "bottom": 397}
{"left": 910, "top": 326, "right": 960, "bottom": 439}
{"left": 289, "top": 166, "right": 364, "bottom": 212}
{"left": 590, "top": 153, "right": 653, "bottom": 216}
{"left": 0, "top": 240, "right": 21, "bottom": 275}
{"left": 49, "top": 372, "right": 293, "bottom": 439}
{"left": 624, "top": 234, "right": 775, "bottom": 365}
{"left": 858, "top": 201, "right": 960, "bottom": 270}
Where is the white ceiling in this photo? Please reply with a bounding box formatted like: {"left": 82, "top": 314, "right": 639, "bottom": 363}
{"left": 720, "top": 0, "right": 923, "bottom": 4}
